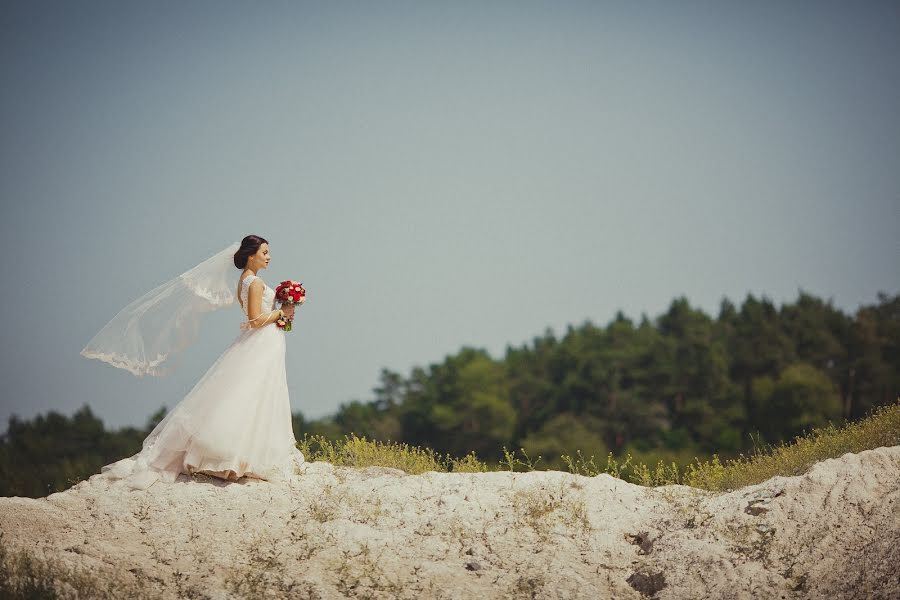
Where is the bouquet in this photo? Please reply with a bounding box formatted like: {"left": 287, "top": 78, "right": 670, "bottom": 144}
{"left": 274, "top": 280, "right": 306, "bottom": 332}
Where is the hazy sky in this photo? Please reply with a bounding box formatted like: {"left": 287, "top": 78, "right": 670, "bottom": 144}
{"left": 1, "top": 1, "right": 898, "bottom": 434}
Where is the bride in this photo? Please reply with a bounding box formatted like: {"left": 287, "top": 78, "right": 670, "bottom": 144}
{"left": 80, "top": 235, "right": 306, "bottom": 490}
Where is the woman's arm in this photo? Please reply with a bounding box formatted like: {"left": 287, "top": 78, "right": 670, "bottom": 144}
{"left": 244, "top": 279, "right": 283, "bottom": 329}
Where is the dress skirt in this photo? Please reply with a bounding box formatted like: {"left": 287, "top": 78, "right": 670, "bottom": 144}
{"left": 99, "top": 321, "right": 305, "bottom": 490}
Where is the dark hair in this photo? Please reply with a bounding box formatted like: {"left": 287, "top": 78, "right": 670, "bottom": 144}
{"left": 234, "top": 235, "right": 269, "bottom": 269}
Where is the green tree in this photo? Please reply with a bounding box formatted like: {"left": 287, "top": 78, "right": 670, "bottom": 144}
{"left": 657, "top": 298, "right": 743, "bottom": 452}
{"left": 427, "top": 348, "right": 516, "bottom": 457}
{"left": 752, "top": 363, "right": 843, "bottom": 443}
{"left": 847, "top": 293, "right": 900, "bottom": 419}
{"left": 0, "top": 405, "right": 145, "bottom": 497}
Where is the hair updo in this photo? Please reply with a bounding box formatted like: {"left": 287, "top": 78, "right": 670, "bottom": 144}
{"left": 233, "top": 235, "right": 269, "bottom": 269}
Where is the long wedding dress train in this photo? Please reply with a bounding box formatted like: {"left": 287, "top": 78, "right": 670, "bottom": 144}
{"left": 99, "top": 274, "right": 305, "bottom": 490}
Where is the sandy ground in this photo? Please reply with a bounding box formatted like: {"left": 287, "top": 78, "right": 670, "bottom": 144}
{"left": 1, "top": 446, "right": 898, "bottom": 599}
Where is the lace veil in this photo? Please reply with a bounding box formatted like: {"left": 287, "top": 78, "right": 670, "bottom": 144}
{"left": 80, "top": 240, "right": 242, "bottom": 377}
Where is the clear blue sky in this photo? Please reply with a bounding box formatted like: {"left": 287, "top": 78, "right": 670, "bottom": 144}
{"left": 1, "top": 1, "right": 898, "bottom": 433}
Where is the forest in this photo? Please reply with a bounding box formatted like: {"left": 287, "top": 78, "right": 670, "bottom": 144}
{"left": 2, "top": 290, "right": 897, "bottom": 498}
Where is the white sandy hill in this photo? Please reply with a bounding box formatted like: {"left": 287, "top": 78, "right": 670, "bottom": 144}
{"left": 1, "top": 446, "right": 898, "bottom": 600}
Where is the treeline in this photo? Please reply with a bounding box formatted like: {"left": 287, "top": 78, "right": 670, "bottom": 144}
{"left": 1, "top": 291, "right": 897, "bottom": 498}
{"left": 0, "top": 406, "right": 167, "bottom": 498}
{"left": 298, "top": 291, "right": 899, "bottom": 467}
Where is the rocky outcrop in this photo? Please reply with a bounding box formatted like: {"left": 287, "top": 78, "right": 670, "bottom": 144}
{"left": 1, "top": 446, "right": 898, "bottom": 599}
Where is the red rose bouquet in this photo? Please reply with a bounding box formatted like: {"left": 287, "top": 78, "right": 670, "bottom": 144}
{"left": 274, "top": 280, "right": 306, "bottom": 332}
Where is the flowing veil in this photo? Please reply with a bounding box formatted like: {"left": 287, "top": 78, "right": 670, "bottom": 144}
{"left": 80, "top": 240, "right": 242, "bottom": 377}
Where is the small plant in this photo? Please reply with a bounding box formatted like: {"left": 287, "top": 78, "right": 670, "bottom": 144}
{"left": 561, "top": 450, "right": 634, "bottom": 479}
{"left": 499, "top": 446, "right": 542, "bottom": 472}
{"left": 307, "top": 483, "right": 342, "bottom": 523}
{"left": 450, "top": 450, "right": 490, "bottom": 473}
{"left": 631, "top": 459, "right": 683, "bottom": 488}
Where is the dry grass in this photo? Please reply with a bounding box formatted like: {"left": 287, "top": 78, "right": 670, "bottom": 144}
{"left": 299, "top": 399, "right": 900, "bottom": 492}
{"left": 682, "top": 399, "right": 900, "bottom": 491}
{"left": 567, "top": 400, "right": 900, "bottom": 489}
{"left": 0, "top": 530, "right": 156, "bottom": 600}
{"left": 510, "top": 478, "right": 591, "bottom": 542}
{"left": 332, "top": 542, "right": 407, "bottom": 598}
{"left": 297, "top": 433, "right": 489, "bottom": 474}
{"left": 222, "top": 531, "right": 321, "bottom": 599}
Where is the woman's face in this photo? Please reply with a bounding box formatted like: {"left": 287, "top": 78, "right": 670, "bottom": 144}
{"left": 249, "top": 243, "right": 270, "bottom": 271}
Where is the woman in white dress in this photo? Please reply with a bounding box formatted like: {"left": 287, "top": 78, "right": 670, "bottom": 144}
{"left": 81, "top": 235, "right": 306, "bottom": 490}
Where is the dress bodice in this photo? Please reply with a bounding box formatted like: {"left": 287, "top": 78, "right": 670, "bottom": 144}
{"left": 239, "top": 275, "right": 276, "bottom": 317}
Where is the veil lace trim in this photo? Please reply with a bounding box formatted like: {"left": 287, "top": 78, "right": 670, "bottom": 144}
{"left": 80, "top": 240, "right": 241, "bottom": 377}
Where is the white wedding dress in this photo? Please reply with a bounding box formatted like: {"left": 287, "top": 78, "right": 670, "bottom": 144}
{"left": 99, "top": 274, "right": 305, "bottom": 490}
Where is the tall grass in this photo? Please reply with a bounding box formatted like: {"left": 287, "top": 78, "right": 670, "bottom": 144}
{"left": 298, "top": 399, "right": 900, "bottom": 491}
